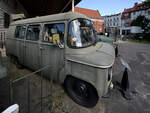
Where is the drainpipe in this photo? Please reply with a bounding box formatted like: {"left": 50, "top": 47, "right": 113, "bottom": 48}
{"left": 72, "top": 0, "right": 74, "bottom": 12}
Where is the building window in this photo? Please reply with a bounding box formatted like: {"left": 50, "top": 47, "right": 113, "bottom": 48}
{"left": 145, "top": 10, "right": 147, "bottom": 14}
{"left": 4, "top": 13, "right": 10, "bottom": 28}
{"left": 99, "top": 26, "right": 102, "bottom": 30}
{"left": 125, "top": 13, "right": 129, "bottom": 17}
{"left": 133, "top": 12, "right": 136, "bottom": 15}
{"left": 122, "top": 30, "right": 125, "bottom": 35}
{"left": 26, "top": 25, "right": 40, "bottom": 41}
{"left": 142, "top": 10, "right": 145, "bottom": 15}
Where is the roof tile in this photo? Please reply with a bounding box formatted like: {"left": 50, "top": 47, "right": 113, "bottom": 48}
{"left": 75, "top": 7, "right": 102, "bottom": 19}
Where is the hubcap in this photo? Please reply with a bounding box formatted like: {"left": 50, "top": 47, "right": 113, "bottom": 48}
{"left": 74, "top": 82, "right": 88, "bottom": 98}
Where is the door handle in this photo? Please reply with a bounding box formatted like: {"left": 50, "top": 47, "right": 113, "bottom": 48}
{"left": 40, "top": 47, "right": 45, "bottom": 50}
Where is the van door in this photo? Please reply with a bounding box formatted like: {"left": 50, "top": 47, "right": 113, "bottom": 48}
{"left": 40, "top": 23, "right": 65, "bottom": 81}
{"left": 15, "top": 26, "right": 26, "bottom": 64}
{"left": 24, "top": 24, "right": 41, "bottom": 70}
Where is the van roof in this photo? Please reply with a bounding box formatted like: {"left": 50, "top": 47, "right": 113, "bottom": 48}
{"left": 11, "top": 12, "right": 89, "bottom": 25}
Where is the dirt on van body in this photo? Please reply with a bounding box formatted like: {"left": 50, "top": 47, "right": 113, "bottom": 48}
{"left": 1, "top": 41, "right": 150, "bottom": 113}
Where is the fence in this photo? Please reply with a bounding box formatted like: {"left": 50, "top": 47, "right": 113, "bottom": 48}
{"left": 9, "top": 65, "right": 54, "bottom": 113}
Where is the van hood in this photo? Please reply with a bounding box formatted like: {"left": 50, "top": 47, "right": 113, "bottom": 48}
{"left": 66, "top": 42, "right": 115, "bottom": 68}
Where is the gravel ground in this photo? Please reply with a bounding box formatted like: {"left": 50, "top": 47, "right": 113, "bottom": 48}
{"left": 0, "top": 41, "right": 150, "bottom": 113}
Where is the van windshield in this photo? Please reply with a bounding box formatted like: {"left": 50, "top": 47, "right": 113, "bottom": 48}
{"left": 68, "top": 18, "right": 96, "bottom": 48}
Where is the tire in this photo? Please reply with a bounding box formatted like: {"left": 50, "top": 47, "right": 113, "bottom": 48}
{"left": 64, "top": 76, "right": 98, "bottom": 108}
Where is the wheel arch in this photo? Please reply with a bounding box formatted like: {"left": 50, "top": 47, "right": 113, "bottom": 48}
{"left": 64, "top": 74, "right": 99, "bottom": 107}
{"left": 64, "top": 74, "right": 99, "bottom": 96}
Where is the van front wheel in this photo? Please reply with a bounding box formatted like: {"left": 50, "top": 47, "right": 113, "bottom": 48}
{"left": 64, "top": 76, "right": 98, "bottom": 107}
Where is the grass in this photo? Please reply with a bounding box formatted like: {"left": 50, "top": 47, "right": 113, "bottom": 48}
{"left": 13, "top": 71, "right": 24, "bottom": 80}
{"left": 130, "top": 39, "right": 150, "bottom": 44}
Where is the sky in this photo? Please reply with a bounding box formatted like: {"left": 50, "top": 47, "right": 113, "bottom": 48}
{"left": 77, "top": 0, "right": 144, "bottom": 16}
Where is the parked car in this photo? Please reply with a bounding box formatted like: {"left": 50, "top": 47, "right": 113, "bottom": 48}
{"left": 6, "top": 12, "right": 115, "bottom": 107}
{"left": 97, "top": 35, "right": 114, "bottom": 45}
{"left": 97, "top": 35, "right": 119, "bottom": 57}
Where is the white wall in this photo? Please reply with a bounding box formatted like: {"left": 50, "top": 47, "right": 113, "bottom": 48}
{"left": 120, "top": 8, "right": 150, "bottom": 35}
{"left": 103, "top": 13, "right": 121, "bottom": 28}
{"left": 131, "top": 8, "right": 150, "bottom": 20}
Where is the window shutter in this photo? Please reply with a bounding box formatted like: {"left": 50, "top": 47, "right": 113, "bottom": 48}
{"left": 4, "top": 13, "right": 10, "bottom": 28}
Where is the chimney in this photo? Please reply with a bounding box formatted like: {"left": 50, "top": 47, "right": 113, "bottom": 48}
{"left": 134, "top": 2, "right": 138, "bottom": 6}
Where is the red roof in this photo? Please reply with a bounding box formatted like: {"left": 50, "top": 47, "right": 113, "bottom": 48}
{"left": 122, "top": 3, "right": 150, "bottom": 19}
{"left": 75, "top": 7, "right": 102, "bottom": 19}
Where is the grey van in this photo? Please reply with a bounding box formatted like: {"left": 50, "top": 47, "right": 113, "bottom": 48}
{"left": 6, "top": 12, "right": 115, "bottom": 107}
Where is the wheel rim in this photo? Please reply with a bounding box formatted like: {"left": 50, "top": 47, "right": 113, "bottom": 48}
{"left": 65, "top": 77, "right": 98, "bottom": 107}
{"left": 73, "top": 80, "right": 89, "bottom": 100}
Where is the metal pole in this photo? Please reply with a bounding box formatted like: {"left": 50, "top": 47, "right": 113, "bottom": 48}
{"left": 41, "top": 72, "right": 43, "bottom": 113}
{"left": 27, "top": 78, "right": 30, "bottom": 113}
{"left": 72, "top": 0, "right": 74, "bottom": 12}
{"left": 9, "top": 80, "right": 13, "bottom": 105}
{"left": 1, "top": 32, "right": 3, "bottom": 49}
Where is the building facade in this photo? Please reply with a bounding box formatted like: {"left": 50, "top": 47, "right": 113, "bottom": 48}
{"left": 121, "top": 2, "right": 150, "bottom": 35}
{"left": 0, "top": 0, "right": 26, "bottom": 46}
{"left": 75, "top": 7, "right": 104, "bottom": 33}
{"left": 103, "top": 13, "right": 121, "bottom": 36}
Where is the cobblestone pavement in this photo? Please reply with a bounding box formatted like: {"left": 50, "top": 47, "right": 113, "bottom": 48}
{"left": 1, "top": 41, "right": 150, "bottom": 113}
{"left": 104, "top": 41, "right": 150, "bottom": 113}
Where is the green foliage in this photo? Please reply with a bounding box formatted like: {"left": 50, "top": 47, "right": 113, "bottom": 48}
{"left": 143, "top": 0, "right": 150, "bottom": 7}
{"left": 131, "top": 15, "right": 150, "bottom": 33}
{"left": 131, "top": 39, "right": 150, "bottom": 44}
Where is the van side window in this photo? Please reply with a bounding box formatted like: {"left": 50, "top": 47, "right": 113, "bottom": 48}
{"left": 15, "top": 26, "right": 26, "bottom": 39}
{"left": 43, "top": 23, "right": 65, "bottom": 45}
{"left": 26, "top": 25, "right": 40, "bottom": 41}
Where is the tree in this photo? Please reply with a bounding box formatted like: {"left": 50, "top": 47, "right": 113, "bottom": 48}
{"left": 143, "top": 0, "right": 150, "bottom": 7}
{"left": 131, "top": 15, "right": 150, "bottom": 40}
{"left": 131, "top": 15, "right": 150, "bottom": 33}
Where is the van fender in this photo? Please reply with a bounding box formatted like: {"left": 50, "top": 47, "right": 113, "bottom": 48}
{"left": 58, "top": 67, "right": 66, "bottom": 84}
{"left": 64, "top": 61, "right": 110, "bottom": 97}
{"left": 63, "top": 61, "right": 98, "bottom": 92}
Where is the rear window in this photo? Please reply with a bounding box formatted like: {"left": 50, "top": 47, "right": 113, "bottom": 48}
{"left": 26, "top": 25, "right": 40, "bottom": 41}
{"left": 15, "top": 26, "right": 26, "bottom": 39}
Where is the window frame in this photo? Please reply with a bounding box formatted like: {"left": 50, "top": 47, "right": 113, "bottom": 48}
{"left": 42, "top": 22, "right": 65, "bottom": 45}
{"left": 15, "top": 25, "right": 26, "bottom": 39}
{"left": 26, "top": 24, "right": 41, "bottom": 41}
{"left": 67, "top": 18, "right": 97, "bottom": 49}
